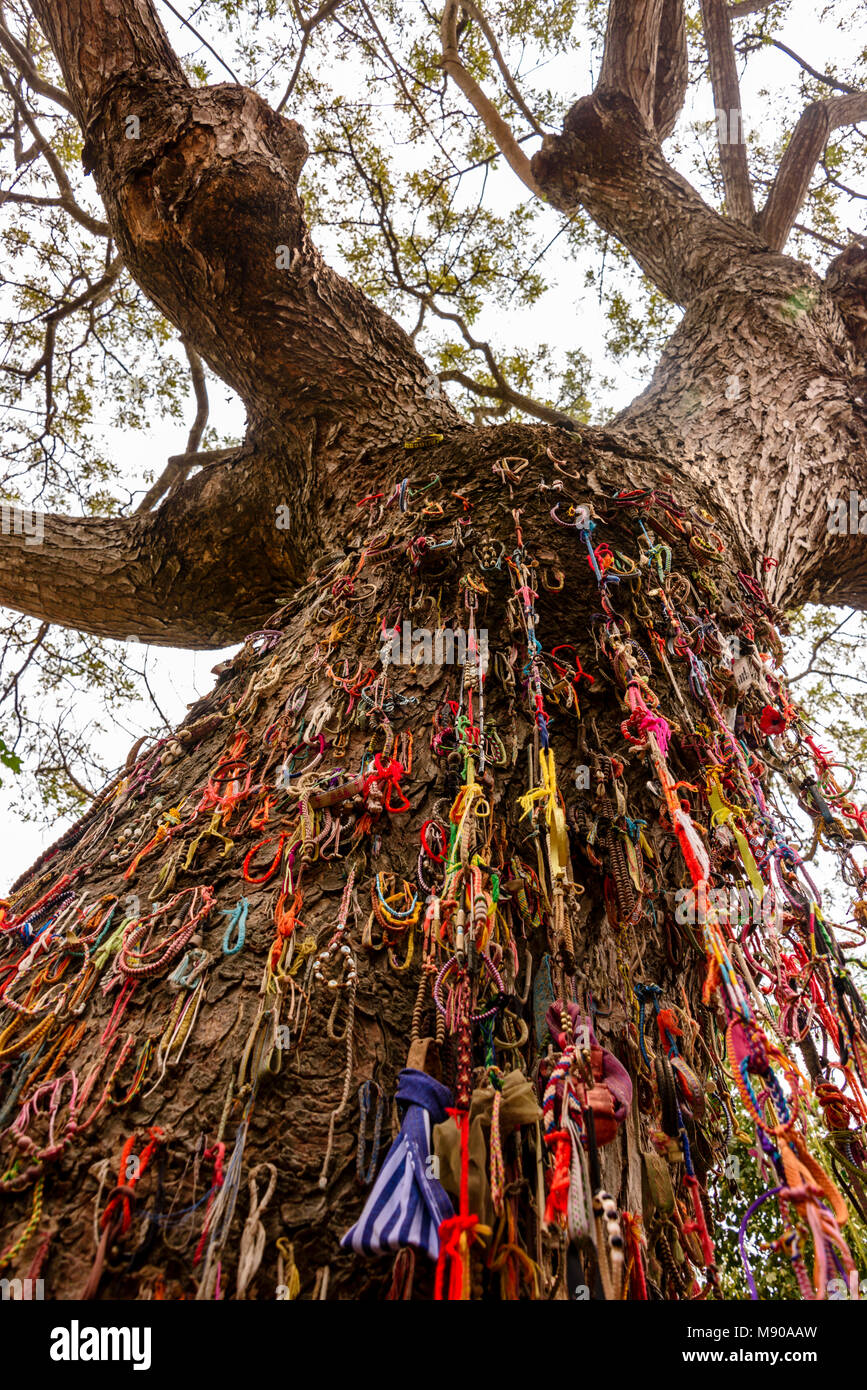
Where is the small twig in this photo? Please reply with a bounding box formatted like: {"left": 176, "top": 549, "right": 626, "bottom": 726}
{"left": 756, "top": 37, "right": 859, "bottom": 95}
{"left": 0, "top": 621, "right": 49, "bottom": 704}
{"left": 134, "top": 448, "right": 238, "bottom": 514}
{"left": 157, "top": 0, "right": 241, "bottom": 84}
{"left": 788, "top": 612, "right": 855, "bottom": 683}
{"left": 276, "top": 0, "right": 345, "bottom": 112}
{"left": 182, "top": 341, "right": 209, "bottom": 456}
{"left": 0, "top": 63, "right": 111, "bottom": 236}
{"left": 439, "top": 367, "right": 578, "bottom": 428}
{"left": 0, "top": 17, "right": 73, "bottom": 112}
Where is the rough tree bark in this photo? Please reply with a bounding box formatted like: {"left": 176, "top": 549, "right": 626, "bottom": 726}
{"left": 1, "top": 0, "right": 866, "bottom": 1301}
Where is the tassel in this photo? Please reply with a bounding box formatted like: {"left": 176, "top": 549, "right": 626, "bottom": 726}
{"left": 434, "top": 1107, "right": 488, "bottom": 1299}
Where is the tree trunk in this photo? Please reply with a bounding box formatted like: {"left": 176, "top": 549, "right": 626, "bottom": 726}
{"left": 1, "top": 0, "right": 866, "bottom": 1302}
{"left": 1, "top": 415, "right": 863, "bottom": 1301}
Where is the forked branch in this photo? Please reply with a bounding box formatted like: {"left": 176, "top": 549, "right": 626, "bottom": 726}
{"left": 439, "top": 0, "right": 542, "bottom": 197}
{"left": 598, "top": 0, "right": 687, "bottom": 140}
{"left": 529, "top": 0, "right": 764, "bottom": 305}
{"left": 0, "top": 14, "right": 73, "bottom": 111}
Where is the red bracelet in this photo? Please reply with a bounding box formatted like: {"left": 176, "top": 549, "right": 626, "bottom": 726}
{"left": 242, "top": 834, "right": 286, "bottom": 884}
{"left": 420, "top": 820, "right": 446, "bottom": 862}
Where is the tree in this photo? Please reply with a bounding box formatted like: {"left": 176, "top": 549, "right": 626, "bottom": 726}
{"left": 0, "top": 0, "right": 866, "bottom": 1302}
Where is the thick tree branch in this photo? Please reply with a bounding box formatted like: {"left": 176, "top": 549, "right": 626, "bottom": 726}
{"left": 699, "top": 0, "right": 755, "bottom": 224}
{"left": 531, "top": 112, "right": 762, "bottom": 309}
{"left": 27, "top": 0, "right": 459, "bottom": 470}
{"left": 436, "top": 0, "right": 769, "bottom": 311}
{"left": 760, "top": 94, "right": 867, "bottom": 252}
{"left": 0, "top": 0, "right": 466, "bottom": 650}
{"left": 453, "top": 0, "right": 544, "bottom": 136}
{"left": 598, "top": 0, "right": 661, "bottom": 132}
{"left": 0, "top": 440, "right": 311, "bottom": 647}
{"left": 27, "top": 0, "right": 188, "bottom": 124}
{"left": 654, "top": 0, "right": 689, "bottom": 141}
{"left": 436, "top": 0, "right": 698, "bottom": 298}
{"left": 594, "top": 0, "right": 688, "bottom": 142}
{"left": 824, "top": 241, "right": 867, "bottom": 359}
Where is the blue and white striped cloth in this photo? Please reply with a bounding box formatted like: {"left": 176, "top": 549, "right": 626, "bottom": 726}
{"left": 341, "top": 1069, "right": 455, "bottom": 1260}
